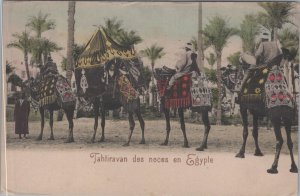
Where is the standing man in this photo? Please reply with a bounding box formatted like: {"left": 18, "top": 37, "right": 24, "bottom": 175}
{"left": 166, "top": 43, "right": 198, "bottom": 91}
{"left": 14, "top": 92, "right": 30, "bottom": 139}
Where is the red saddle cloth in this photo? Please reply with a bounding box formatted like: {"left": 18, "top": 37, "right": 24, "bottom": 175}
{"left": 157, "top": 74, "right": 191, "bottom": 109}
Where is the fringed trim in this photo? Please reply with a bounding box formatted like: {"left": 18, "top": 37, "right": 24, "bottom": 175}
{"left": 39, "top": 94, "right": 57, "bottom": 107}
{"left": 241, "top": 94, "right": 263, "bottom": 104}
{"left": 165, "top": 97, "right": 191, "bottom": 109}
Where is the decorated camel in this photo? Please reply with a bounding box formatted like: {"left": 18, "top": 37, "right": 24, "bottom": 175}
{"left": 153, "top": 63, "right": 212, "bottom": 150}
{"left": 8, "top": 59, "right": 76, "bottom": 143}
{"left": 75, "top": 28, "right": 145, "bottom": 146}
{"left": 230, "top": 48, "right": 298, "bottom": 174}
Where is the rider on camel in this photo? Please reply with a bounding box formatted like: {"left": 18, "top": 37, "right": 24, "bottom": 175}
{"left": 236, "top": 34, "right": 283, "bottom": 93}
{"left": 166, "top": 43, "right": 198, "bottom": 92}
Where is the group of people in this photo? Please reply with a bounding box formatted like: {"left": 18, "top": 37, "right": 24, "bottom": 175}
{"left": 13, "top": 35, "right": 284, "bottom": 139}
{"left": 166, "top": 35, "right": 284, "bottom": 95}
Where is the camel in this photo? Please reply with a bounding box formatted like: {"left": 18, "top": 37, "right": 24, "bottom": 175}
{"left": 153, "top": 66, "right": 211, "bottom": 150}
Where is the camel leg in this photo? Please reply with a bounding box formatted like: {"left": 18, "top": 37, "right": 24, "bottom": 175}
{"left": 178, "top": 108, "right": 189, "bottom": 148}
{"left": 48, "top": 110, "right": 54, "bottom": 140}
{"left": 161, "top": 107, "right": 171, "bottom": 146}
{"left": 135, "top": 110, "right": 145, "bottom": 144}
{"left": 253, "top": 114, "right": 263, "bottom": 156}
{"left": 123, "top": 112, "right": 135, "bottom": 146}
{"left": 91, "top": 100, "right": 99, "bottom": 143}
{"left": 267, "top": 120, "right": 283, "bottom": 174}
{"left": 196, "top": 110, "right": 211, "bottom": 151}
{"left": 236, "top": 107, "right": 248, "bottom": 158}
{"left": 36, "top": 108, "right": 44, "bottom": 141}
{"left": 65, "top": 107, "right": 75, "bottom": 143}
{"left": 99, "top": 108, "right": 106, "bottom": 142}
{"left": 283, "top": 117, "right": 298, "bottom": 173}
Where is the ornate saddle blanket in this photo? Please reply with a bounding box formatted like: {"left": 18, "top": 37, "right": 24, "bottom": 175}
{"left": 117, "top": 74, "right": 138, "bottom": 102}
{"left": 38, "top": 75, "right": 76, "bottom": 107}
{"left": 265, "top": 65, "right": 294, "bottom": 109}
{"left": 156, "top": 70, "right": 212, "bottom": 109}
{"left": 165, "top": 74, "right": 191, "bottom": 108}
{"left": 240, "top": 66, "right": 269, "bottom": 105}
{"left": 190, "top": 72, "right": 212, "bottom": 108}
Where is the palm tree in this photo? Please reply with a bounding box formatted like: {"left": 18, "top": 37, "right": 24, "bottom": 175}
{"left": 140, "top": 44, "right": 165, "bottom": 107}
{"left": 118, "top": 30, "right": 142, "bottom": 48}
{"left": 67, "top": 1, "right": 76, "bottom": 84}
{"left": 257, "top": 2, "right": 296, "bottom": 41}
{"left": 197, "top": 2, "right": 204, "bottom": 72}
{"left": 26, "top": 11, "right": 56, "bottom": 65}
{"left": 60, "top": 45, "right": 85, "bottom": 72}
{"left": 140, "top": 44, "right": 165, "bottom": 70}
{"left": 206, "top": 53, "right": 216, "bottom": 68}
{"left": 41, "top": 38, "right": 62, "bottom": 64}
{"left": 202, "top": 16, "right": 238, "bottom": 125}
{"left": 7, "top": 31, "right": 32, "bottom": 79}
{"left": 103, "top": 17, "right": 124, "bottom": 41}
{"left": 239, "top": 14, "right": 260, "bottom": 54}
{"left": 103, "top": 17, "right": 142, "bottom": 48}
{"left": 26, "top": 11, "right": 55, "bottom": 38}
{"left": 57, "top": 1, "right": 76, "bottom": 122}
{"left": 6, "top": 61, "right": 15, "bottom": 75}
{"left": 227, "top": 51, "right": 241, "bottom": 68}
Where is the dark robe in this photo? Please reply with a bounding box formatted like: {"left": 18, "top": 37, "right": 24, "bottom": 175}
{"left": 14, "top": 99, "right": 30, "bottom": 134}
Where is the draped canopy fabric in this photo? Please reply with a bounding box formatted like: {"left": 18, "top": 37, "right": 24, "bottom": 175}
{"left": 75, "top": 28, "right": 137, "bottom": 69}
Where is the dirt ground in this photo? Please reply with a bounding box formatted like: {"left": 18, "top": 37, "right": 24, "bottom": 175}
{"left": 4, "top": 118, "right": 299, "bottom": 196}
{"left": 6, "top": 118, "right": 298, "bottom": 155}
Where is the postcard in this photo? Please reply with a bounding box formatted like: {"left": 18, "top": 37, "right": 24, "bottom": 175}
{"left": 1, "top": 1, "right": 299, "bottom": 196}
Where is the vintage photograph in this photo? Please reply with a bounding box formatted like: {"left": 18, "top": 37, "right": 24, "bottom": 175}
{"left": 2, "top": 1, "right": 299, "bottom": 195}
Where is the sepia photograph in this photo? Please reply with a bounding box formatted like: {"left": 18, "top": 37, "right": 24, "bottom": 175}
{"left": 1, "top": 1, "right": 299, "bottom": 195}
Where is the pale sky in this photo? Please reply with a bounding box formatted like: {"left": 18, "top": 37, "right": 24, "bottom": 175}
{"left": 3, "top": 1, "right": 300, "bottom": 71}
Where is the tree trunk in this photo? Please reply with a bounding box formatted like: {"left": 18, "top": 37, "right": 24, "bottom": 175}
{"left": 151, "top": 62, "right": 156, "bottom": 107}
{"left": 66, "top": 1, "right": 76, "bottom": 84}
{"left": 197, "top": 2, "right": 204, "bottom": 72}
{"left": 24, "top": 52, "right": 30, "bottom": 79}
{"left": 58, "top": 1, "right": 76, "bottom": 122}
{"left": 273, "top": 27, "right": 278, "bottom": 41}
{"left": 216, "top": 52, "right": 222, "bottom": 125}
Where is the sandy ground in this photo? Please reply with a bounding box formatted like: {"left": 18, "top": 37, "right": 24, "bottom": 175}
{"left": 4, "top": 118, "right": 299, "bottom": 196}
{"left": 6, "top": 118, "right": 298, "bottom": 154}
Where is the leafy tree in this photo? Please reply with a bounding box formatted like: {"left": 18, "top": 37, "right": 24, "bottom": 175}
{"left": 26, "top": 11, "right": 55, "bottom": 38}
{"left": 204, "top": 67, "right": 217, "bottom": 84}
{"left": 279, "top": 28, "right": 299, "bottom": 62}
{"left": 7, "top": 31, "right": 32, "bottom": 79}
{"left": 26, "top": 11, "right": 56, "bottom": 65}
{"left": 141, "top": 66, "right": 152, "bottom": 90}
{"left": 6, "top": 61, "right": 15, "bottom": 75}
{"left": 103, "top": 17, "right": 123, "bottom": 41}
{"left": 140, "top": 44, "right": 165, "bottom": 69}
{"left": 140, "top": 44, "right": 165, "bottom": 107}
{"left": 239, "top": 14, "right": 260, "bottom": 54}
{"left": 205, "top": 52, "right": 216, "bottom": 68}
{"left": 103, "top": 17, "right": 142, "bottom": 47}
{"left": 41, "top": 38, "right": 62, "bottom": 64}
{"left": 118, "top": 30, "right": 143, "bottom": 47}
{"left": 257, "top": 2, "right": 296, "bottom": 41}
{"left": 202, "top": 15, "right": 238, "bottom": 125}
{"left": 227, "top": 51, "right": 241, "bottom": 68}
